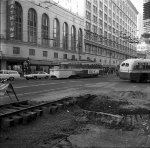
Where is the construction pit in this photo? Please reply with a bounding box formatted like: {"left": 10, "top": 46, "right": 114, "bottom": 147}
{"left": 53, "top": 91, "right": 150, "bottom": 148}
{"left": 1, "top": 91, "right": 150, "bottom": 148}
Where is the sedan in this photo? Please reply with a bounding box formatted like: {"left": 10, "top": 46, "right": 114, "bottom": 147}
{"left": 24, "top": 71, "right": 50, "bottom": 80}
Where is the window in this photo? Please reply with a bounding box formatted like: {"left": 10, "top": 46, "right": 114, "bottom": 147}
{"left": 72, "top": 55, "right": 75, "bottom": 60}
{"left": 78, "top": 28, "right": 82, "bottom": 53}
{"left": 28, "top": 8, "right": 37, "bottom": 43}
{"left": 54, "top": 52, "right": 58, "bottom": 58}
{"left": 86, "top": 11, "right": 91, "bottom": 20}
{"left": 99, "top": 10, "right": 103, "bottom": 18}
{"left": 43, "top": 51, "right": 48, "bottom": 57}
{"left": 71, "top": 26, "right": 76, "bottom": 51}
{"left": 99, "top": 1, "right": 103, "bottom": 9}
{"left": 104, "top": 5, "right": 107, "bottom": 13}
{"left": 29, "top": 49, "right": 35, "bottom": 56}
{"left": 99, "top": 19, "right": 103, "bottom": 27}
{"left": 104, "top": 14, "right": 107, "bottom": 21}
{"left": 93, "top": 25, "right": 97, "bottom": 33}
{"left": 93, "top": 5, "right": 98, "bottom": 14}
{"left": 125, "top": 63, "right": 129, "bottom": 67}
{"left": 104, "top": 31, "right": 107, "bottom": 38}
{"left": 13, "top": 47, "right": 20, "bottom": 54}
{"left": 42, "top": 14, "right": 49, "bottom": 46}
{"left": 63, "top": 22, "right": 68, "bottom": 50}
{"left": 86, "top": 22, "right": 91, "bottom": 30}
{"left": 86, "top": 0, "right": 91, "bottom": 10}
{"left": 53, "top": 18, "right": 60, "bottom": 47}
{"left": 15, "top": 2, "right": 22, "bottom": 41}
{"left": 109, "top": 17, "right": 111, "bottom": 24}
{"left": 108, "top": 25, "right": 111, "bottom": 32}
{"left": 93, "top": 15, "right": 97, "bottom": 24}
{"left": 104, "top": 22, "right": 107, "bottom": 30}
{"left": 63, "top": 54, "right": 67, "bottom": 59}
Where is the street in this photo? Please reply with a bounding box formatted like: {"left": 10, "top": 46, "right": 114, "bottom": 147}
{"left": 1, "top": 75, "right": 150, "bottom": 105}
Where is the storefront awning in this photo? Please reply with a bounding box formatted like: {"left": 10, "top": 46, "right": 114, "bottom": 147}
{"left": 29, "top": 60, "right": 52, "bottom": 66}
{"left": 2, "top": 56, "right": 27, "bottom": 61}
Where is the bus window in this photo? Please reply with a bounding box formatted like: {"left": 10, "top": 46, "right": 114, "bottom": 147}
{"left": 121, "top": 63, "right": 125, "bottom": 66}
{"left": 125, "top": 63, "right": 129, "bottom": 67}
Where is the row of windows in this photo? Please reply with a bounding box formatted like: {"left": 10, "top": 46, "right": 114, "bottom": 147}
{"left": 13, "top": 2, "right": 83, "bottom": 51}
{"left": 13, "top": 47, "right": 77, "bottom": 60}
{"left": 85, "top": 44, "right": 127, "bottom": 60}
{"left": 86, "top": 0, "right": 137, "bottom": 31}
{"left": 85, "top": 12, "right": 136, "bottom": 37}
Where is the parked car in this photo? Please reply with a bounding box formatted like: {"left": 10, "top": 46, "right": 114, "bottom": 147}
{"left": 24, "top": 71, "right": 50, "bottom": 80}
{"left": 0, "top": 70, "right": 20, "bottom": 81}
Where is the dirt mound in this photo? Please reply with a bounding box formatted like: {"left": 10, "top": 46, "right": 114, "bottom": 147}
{"left": 78, "top": 91, "right": 150, "bottom": 115}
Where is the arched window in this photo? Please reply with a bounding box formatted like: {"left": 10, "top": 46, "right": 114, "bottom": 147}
{"left": 42, "top": 13, "right": 49, "bottom": 46}
{"left": 78, "top": 28, "right": 82, "bottom": 53}
{"left": 53, "top": 18, "right": 60, "bottom": 47}
{"left": 63, "top": 22, "right": 68, "bottom": 50}
{"left": 28, "top": 8, "right": 37, "bottom": 43}
{"left": 71, "top": 25, "right": 76, "bottom": 51}
{"left": 15, "top": 2, "right": 22, "bottom": 40}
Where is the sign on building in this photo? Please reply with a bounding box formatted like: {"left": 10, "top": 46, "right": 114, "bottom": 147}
{"left": 7, "top": 0, "right": 16, "bottom": 39}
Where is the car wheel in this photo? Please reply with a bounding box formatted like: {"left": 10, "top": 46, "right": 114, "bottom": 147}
{"left": 33, "top": 76, "right": 37, "bottom": 80}
{"left": 45, "top": 76, "right": 49, "bottom": 79}
{"left": 9, "top": 77, "right": 14, "bottom": 81}
{"left": 26, "top": 77, "right": 29, "bottom": 80}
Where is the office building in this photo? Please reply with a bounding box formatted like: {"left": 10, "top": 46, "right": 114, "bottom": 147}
{"left": 0, "top": 0, "right": 84, "bottom": 73}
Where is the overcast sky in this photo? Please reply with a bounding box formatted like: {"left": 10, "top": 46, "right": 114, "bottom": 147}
{"left": 130, "top": 0, "right": 143, "bottom": 13}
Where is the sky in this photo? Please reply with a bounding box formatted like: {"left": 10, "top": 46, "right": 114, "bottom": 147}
{"left": 130, "top": 0, "right": 143, "bottom": 14}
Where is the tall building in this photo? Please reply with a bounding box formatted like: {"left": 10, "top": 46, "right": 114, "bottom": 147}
{"left": 137, "top": 13, "right": 144, "bottom": 38}
{"left": 143, "top": 0, "right": 150, "bottom": 33}
{"left": 0, "top": 0, "right": 139, "bottom": 74}
{"left": 0, "top": 0, "right": 84, "bottom": 73}
{"left": 57, "top": 0, "right": 138, "bottom": 66}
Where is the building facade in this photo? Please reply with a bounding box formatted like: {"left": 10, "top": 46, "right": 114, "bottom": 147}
{"left": 55, "top": 0, "right": 139, "bottom": 66}
{"left": 84, "top": 0, "right": 138, "bottom": 66}
{"left": 143, "top": 0, "right": 150, "bottom": 33}
{"left": 0, "top": 0, "right": 84, "bottom": 73}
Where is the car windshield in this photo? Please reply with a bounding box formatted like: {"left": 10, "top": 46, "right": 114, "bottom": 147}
{"left": 34, "top": 71, "right": 39, "bottom": 74}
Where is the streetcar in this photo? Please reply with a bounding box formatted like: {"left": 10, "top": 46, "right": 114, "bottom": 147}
{"left": 119, "top": 58, "right": 150, "bottom": 82}
{"left": 49, "top": 60, "right": 103, "bottom": 79}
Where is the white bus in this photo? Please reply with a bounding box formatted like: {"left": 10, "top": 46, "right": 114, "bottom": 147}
{"left": 119, "top": 58, "right": 150, "bottom": 82}
{"left": 49, "top": 60, "right": 103, "bottom": 79}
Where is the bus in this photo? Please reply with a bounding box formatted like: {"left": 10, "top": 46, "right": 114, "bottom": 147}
{"left": 49, "top": 60, "right": 103, "bottom": 79}
{"left": 119, "top": 58, "right": 150, "bottom": 82}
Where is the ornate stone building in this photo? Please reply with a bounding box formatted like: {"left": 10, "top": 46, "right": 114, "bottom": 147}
{"left": 0, "top": 0, "right": 84, "bottom": 73}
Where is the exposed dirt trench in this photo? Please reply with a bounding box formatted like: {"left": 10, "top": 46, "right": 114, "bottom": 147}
{"left": 53, "top": 91, "right": 150, "bottom": 148}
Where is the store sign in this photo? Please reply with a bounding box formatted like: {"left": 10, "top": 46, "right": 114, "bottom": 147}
{"left": 7, "top": 0, "right": 15, "bottom": 39}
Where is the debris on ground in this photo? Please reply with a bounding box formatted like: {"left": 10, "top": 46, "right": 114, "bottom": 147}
{"left": 1, "top": 91, "right": 150, "bottom": 148}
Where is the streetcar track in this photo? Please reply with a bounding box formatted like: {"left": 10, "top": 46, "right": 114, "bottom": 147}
{"left": 0, "top": 96, "right": 77, "bottom": 128}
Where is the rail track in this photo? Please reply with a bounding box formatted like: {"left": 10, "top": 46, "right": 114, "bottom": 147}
{"left": 0, "top": 96, "right": 77, "bottom": 129}
{"left": 1, "top": 91, "right": 150, "bottom": 133}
